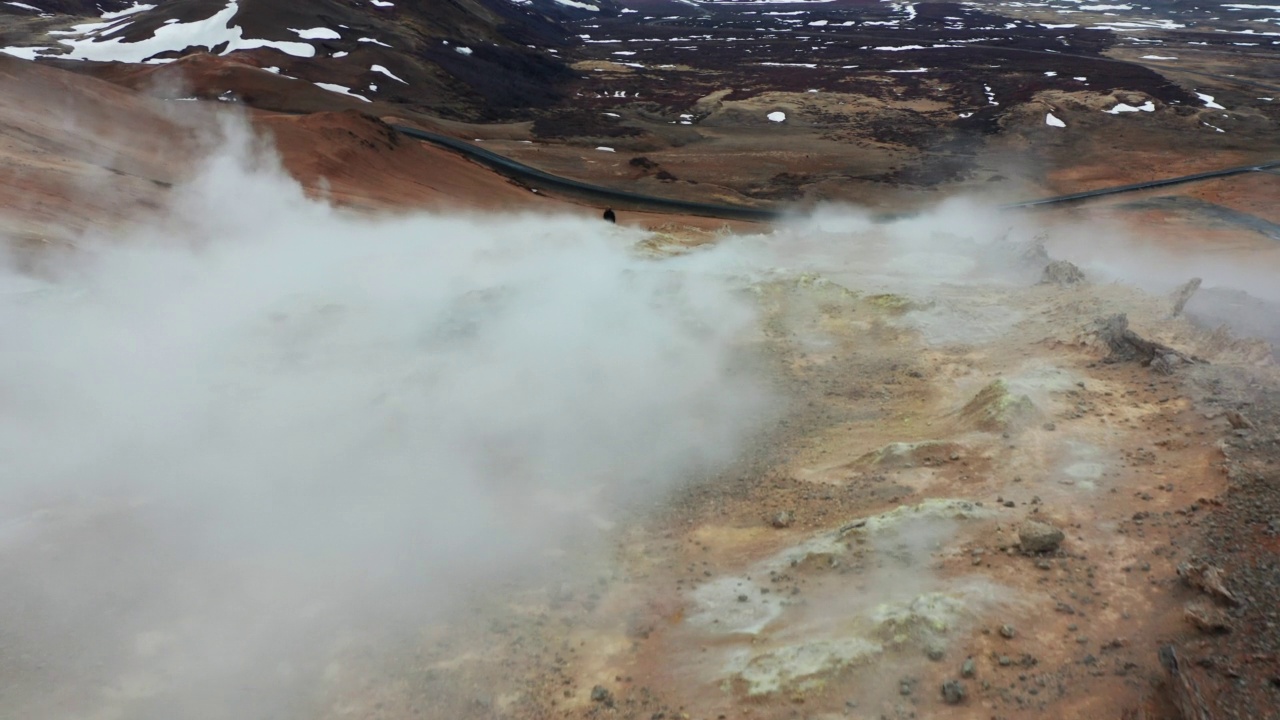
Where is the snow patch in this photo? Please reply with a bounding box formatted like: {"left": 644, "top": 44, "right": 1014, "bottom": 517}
{"left": 48, "top": 1, "right": 318, "bottom": 62}
{"left": 291, "top": 27, "right": 341, "bottom": 40}
{"left": 1092, "top": 19, "right": 1185, "bottom": 30}
{"left": 371, "top": 64, "right": 407, "bottom": 83}
{"left": 101, "top": 2, "right": 155, "bottom": 19}
{"left": 1196, "top": 92, "right": 1225, "bottom": 109}
{"left": 455, "top": 46, "right": 473, "bottom": 56}
{"left": 1045, "top": 112, "right": 1066, "bottom": 127}
{"left": 0, "top": 46, "right": 51, "bottom": 59}
{"left": 315, "top": 82, "right": 371, "bottom": 102}
{"left": 1104, "top": 101, "right": 1154, "bottom": 113}
{"left": 767, "top": 111, "right": 786, "bottom": 122}
{"left": 596, "top": 146, "right": 616, "bottom": 152}
{"left": 554, "top": 0, "right": 600, "bottom": 10}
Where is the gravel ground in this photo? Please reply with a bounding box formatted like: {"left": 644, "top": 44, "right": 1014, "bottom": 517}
{"left": 1168, "top": 366, "right": 1280, "bottom": 719}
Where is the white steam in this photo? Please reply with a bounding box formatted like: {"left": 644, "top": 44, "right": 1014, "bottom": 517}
{"left": 0, "top": 118, "right": 771, "bottom": 718}
{"left": 2, "top": 105, "right": 1277, "bottom": 719}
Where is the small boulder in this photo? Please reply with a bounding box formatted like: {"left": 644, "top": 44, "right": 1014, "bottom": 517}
{"left": 941, "top": 679, "right": 967, "bottom": 705}
{"left": 770, "top": 511, "right": 794, "bottom": 529}
{"left": 1018, "top": 520, "right": 1064, "bottom": 553}
{"left": 1170, "top": 277, "right": 1202, "bottom": 317}
{"left": 1177, "top": 561, "right": 1239, "bottom": 606}
{"left": 1184, "top": 602, "right": 1231, "bottom": 634}
{"left": 1040, "top": 260, "right": 1085, "bottom": 286}
{"left": 590, "top": 686, "right": 613, "bottom": 705}
{"left": 1225, "top": 411, "right": 1253, "bottom": 430}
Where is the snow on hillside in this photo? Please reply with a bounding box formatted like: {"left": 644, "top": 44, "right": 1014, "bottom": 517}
{"left": 4, "top": 1, "right": 324, "bottom": 63}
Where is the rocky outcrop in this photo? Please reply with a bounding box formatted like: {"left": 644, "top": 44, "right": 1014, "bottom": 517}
{"left": 1039, "top": 260, "right": 1085, "bottom": 286}
{"left": 958, "top": 379, "right": 1036, "bottom": 433}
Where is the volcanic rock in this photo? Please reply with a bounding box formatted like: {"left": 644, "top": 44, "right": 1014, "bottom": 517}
{"left": 1018, "top": 520, "right": 1064, "bottom": 553}
{"left": 1039, "top": 260, "right": 1085, "bottom": 285}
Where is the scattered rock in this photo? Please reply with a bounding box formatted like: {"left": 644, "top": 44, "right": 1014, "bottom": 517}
{"left": 941, "top": 679, "right": 967, "bottom": 705}
{"left": 1159, "top": 645, "right": 1214, "bottom": 720}
{"left": 1170, "top": 277, "right": 1202, "bottom": 317}
{"left": 961, "top": 657, "right": 976, "bottom": 678}
{"left": 590, "top": 685, "right": 614, "bottom": 706}
{"left": 1018, "top": 520, "right": 1065, "bottom": 553}
{"left": 854, "top": 440, "right": 965, "bottom": 469}
{"left": 1177, "top": 562, "right": 1239, "bottom": 606}
{"left": 1151, "top": 352, "right": 1184, "bottom": 376}
{"left": 770, "top": 511, "right": 793, "bottom": 529}
{"left": 1225, "top": 410, "right": 1253, "bottom": 430}
{"left": 999, "top": 624, "right": 1017, "bottom": 639}
{"left": 629, "top": 156, "right": 659, "bottom": 170}
{"left": 1040, "top": 260, "right": 1085, "bottom": 286}
{"left": 1184, "top": 602, "right": 1232, "bottom": 634}
{"left": 1088, "top": 314, "right": 1203, "bottom": 370}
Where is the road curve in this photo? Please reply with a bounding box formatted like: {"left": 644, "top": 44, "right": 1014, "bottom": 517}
{"left": 391, "top": 125, "right": 785, "bottom": 222}
{"left": 391, "top": 124, "right": 1280, "bottom": 221}
{"left": 1000, "top": 161, "right": 1280, "bottom": 209}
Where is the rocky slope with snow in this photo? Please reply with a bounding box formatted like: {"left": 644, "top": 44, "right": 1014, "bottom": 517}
{"left": 1, "top": 0, "right": 621, "bottom": 118}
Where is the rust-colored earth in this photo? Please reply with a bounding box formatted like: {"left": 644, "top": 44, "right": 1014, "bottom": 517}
{"left": 1, "top": 14, "right": 1278, "bottom": 717}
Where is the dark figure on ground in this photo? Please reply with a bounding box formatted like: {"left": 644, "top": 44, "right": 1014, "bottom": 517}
{"left": 603, "top": 208, "right": 616, "bottom": 223}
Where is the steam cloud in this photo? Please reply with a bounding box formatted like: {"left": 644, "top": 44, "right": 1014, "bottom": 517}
{"left": 0, "top": 117, "right": 772, "bottom": 718}
{"left": 2, "top": 107, "right": 1276, "bottom": 719}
